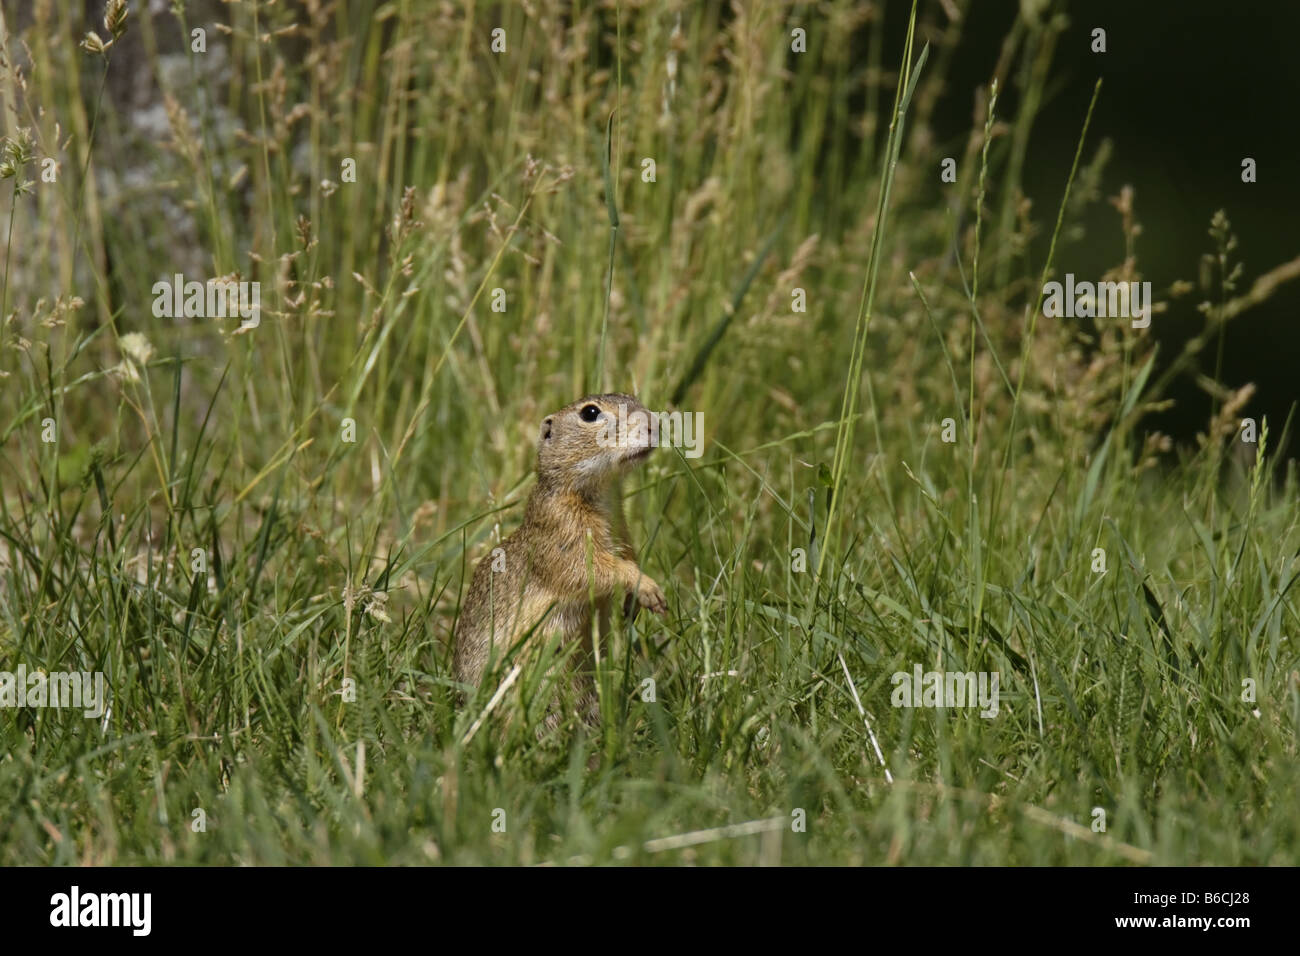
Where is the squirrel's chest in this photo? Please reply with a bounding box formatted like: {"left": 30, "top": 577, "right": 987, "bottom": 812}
{"left": 511, "top": 590, "right": 600, "bottom": 641}
{"left": 523, "top": 505, "right": 619, "bottom": 572}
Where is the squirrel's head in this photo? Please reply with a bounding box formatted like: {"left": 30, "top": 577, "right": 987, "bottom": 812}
{"left": 536, "top": 393, "right": 654, "bottom": 493}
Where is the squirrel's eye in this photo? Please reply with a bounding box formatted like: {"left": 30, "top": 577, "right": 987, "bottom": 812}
{"left": 580, "top": 404, "right": 601, "bottom": 422}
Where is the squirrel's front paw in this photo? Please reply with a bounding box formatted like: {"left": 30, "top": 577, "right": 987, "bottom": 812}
{"left": 636, "top": 577, "right": 668, "bottom": 615}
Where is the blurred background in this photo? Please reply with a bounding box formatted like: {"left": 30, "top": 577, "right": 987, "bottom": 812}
{"left": 7, "top": 0, "right": 1298, "bottom": 452}
{"left": 880, "top": 0, "right": 1300, "bottom": 451}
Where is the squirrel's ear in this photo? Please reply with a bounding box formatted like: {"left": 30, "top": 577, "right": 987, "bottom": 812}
{"left": 540, "top": 417, "right": 553, "bottom": 441}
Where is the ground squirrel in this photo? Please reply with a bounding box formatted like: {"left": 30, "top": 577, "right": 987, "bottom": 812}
{"left": 453, "top": 393, "right": 667, "bottom": 721}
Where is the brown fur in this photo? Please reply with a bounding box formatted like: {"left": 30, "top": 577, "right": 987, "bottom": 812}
{"left": 453, "top": 394, "right": 667, "bottom": 724}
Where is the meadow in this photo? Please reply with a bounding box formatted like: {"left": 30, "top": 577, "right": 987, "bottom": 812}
{"left": 0, "top": 0, "right": 1297, "bottom": 865}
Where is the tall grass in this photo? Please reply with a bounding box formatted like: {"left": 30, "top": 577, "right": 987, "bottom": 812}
{"left": 0, "top": 0, "right": 1297, "bottom": 865}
